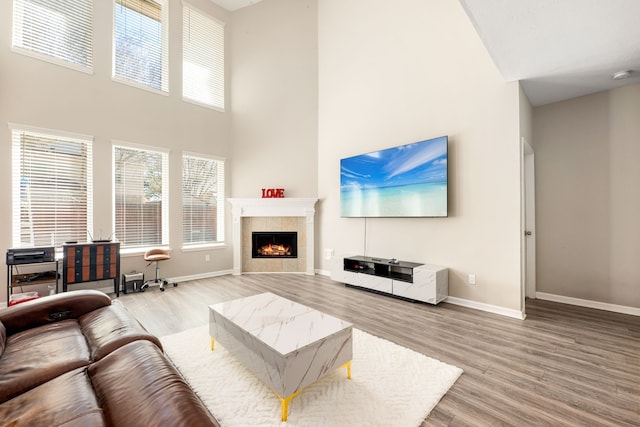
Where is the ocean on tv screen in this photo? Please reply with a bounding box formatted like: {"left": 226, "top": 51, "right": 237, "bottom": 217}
{"left": 340, "top": 136, "right": 448, "bottom": 218}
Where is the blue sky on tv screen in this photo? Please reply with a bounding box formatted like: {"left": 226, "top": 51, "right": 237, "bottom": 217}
{"left": 341, "top": 136, "right": 447, "bottom": 190}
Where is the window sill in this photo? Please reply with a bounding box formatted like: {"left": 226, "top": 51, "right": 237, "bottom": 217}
{"left": 181, "top": 243, "right": 227, "bottom": 252}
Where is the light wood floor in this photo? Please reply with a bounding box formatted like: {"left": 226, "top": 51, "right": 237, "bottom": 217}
{"left": 117, "top": 274, "right": 640, "bottom": 427}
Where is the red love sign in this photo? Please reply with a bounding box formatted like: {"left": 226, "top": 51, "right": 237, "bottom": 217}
{"left": 261, "top": 188, "right": 285, "bottom": 198}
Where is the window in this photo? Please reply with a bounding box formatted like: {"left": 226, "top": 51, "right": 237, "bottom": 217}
{"left": 113, "top": 144, "right": 169, "bottom": 250}
{"left": 113, "top": 0, "right": 169, "bottom": 92}
{"left": 182, "top": 153, "right": 225, "bottom": 246}
{"left": 182, "top": 3, "right": 225, "bottom": 110}
{"left": 12, "top": 0, "right": 93, "bottom": 72}
{"left": 10, "top": 124, "right": 93, "bottom": 247}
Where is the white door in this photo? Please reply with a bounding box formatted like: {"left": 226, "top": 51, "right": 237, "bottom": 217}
{"left": 522, "top": 139, "right": 536, "bottom": 299}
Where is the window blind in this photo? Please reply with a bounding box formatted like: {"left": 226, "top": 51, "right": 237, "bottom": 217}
{"left": 113, "top": 144, "right": 169, "bottom": 250}
{"left": 113, "top": 0, "right": 169, "bottom": 92}
{"left": 182, "top": 3, "right": 225, "bottom": 110}
{"left": 182, "top": 153, "right": 225, "bottom": 246}
{"left": 10, "top": 125, "right": 93, "bottom": 247}
{"left": 12, "top": 0, "right": 93, "bottom": 72}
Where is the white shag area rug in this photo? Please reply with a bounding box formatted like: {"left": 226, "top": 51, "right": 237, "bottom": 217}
{"left": 160, "top": 325, "right": 462, "bottom": 427}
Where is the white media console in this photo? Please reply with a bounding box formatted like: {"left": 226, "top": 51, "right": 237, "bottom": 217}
{"left": 331, "top": 255, "right": 448, "bottom": 305}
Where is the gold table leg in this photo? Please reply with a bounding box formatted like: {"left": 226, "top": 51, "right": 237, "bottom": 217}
{"left": 277, "top": 389, "right": 302, "bottom": 422}
{"left": 210, "top": 337, "right": 215, "bottom": 351}
{"left": 276, "top": 360, "right": 352, "bottom": 422}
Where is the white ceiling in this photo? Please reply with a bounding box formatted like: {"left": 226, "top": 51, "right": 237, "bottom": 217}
{"left": 213, "top": 0, "right": 640, "bottom": 106}
{"left": 210, "top": 0, "right": 262, "bottom": 12}
{"left": 458, "top": 0, "right": 640, "bottom": 106}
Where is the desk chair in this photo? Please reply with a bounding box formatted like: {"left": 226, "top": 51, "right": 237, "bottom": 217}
{"left": 141, "top": 248, "right": 177, "bottom": 292}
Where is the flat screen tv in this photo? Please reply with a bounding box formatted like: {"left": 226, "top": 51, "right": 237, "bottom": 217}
{"left": 340, "top": 135, "right": 448, "bottom": 218}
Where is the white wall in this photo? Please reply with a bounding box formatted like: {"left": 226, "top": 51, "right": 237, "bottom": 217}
{"left": 229, "top": 0, "right": 318, "bottom": 198}
{"left": 533, "top": 84, "right": 640, "bottom": 308}
{"left": 0, "top": 0, "right": 233, "bottom": 303}
{"left": 317, "top": 0, "right": 523, "bottom": 312}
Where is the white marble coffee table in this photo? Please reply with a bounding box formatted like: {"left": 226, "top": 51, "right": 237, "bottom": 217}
{"left": 208, "top": 292, "right": 353, "bottom": 421}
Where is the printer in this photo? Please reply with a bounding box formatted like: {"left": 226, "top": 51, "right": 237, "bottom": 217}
{"left": 6, "top": 247, "right": 56, "bottom": 265}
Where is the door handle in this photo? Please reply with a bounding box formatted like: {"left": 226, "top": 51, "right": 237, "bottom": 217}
{"left": 525, "top": 230, "right": 533, "bottom": 236}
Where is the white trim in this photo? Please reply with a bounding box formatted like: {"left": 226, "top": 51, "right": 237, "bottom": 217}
{"left": 316, "top": 269, "right": 331, "bottom": 277}
{"left": 8, "top": 122, "right": 94, "bottom": 143}
{"left": 536, "top": 292, "right": 640, "bottom": 316}
{"left": 11, "top": 46, "right": 94, "bottom": 75}
{"left": 183, "top": 151, "right": 225, "bottom": 162}
{"left": 111, "top": 139, "right": 171, "bottom": 154}
{"left": 114, "top": 270, "right": 233, "bottom": 295}
{"left": 181, "top": 243, "right": 227, "bottom": 252}
{"left": 445, "top": 296, "right": 526, "bottom": 320}
{"left": 111, "top": 75, "right": 170, "bottom": 96}
{"left": 182, "top": 96, "right": 226, "bottom": 112}
{"left": 166, "top": 269, "right": 233, "bottom": 284}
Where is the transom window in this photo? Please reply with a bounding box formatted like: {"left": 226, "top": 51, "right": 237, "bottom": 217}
{"left": 113, "top": 0, "right": 169, "bottom": 92}
{"left": 113, "top": 143, "right": 169, "bottom": 251}
{"left": 182, "top": 153, "right": 225, "bottom": 247}
{"left": 182, "top": 3, "right": 225, "bottom": 110}
{"left": 10, "top": 124, "right": 94, "bottom": 247}
{"left": 12, "top": 0, "right": 93, "bottom": 72}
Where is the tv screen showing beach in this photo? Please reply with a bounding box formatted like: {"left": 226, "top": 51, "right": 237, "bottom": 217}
{"left": 340, "top": 136, "right": 448, "bottom": 217}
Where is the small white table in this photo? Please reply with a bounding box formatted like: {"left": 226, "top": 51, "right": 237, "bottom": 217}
{"left": 209, "top": 292, "right": 353, "bottom": 421}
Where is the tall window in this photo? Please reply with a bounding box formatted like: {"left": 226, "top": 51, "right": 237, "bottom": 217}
{"left": 12, "top": 0, "right": 93, "bottom": 72}
{"left": 182, "top": 3, "right": 225, "bottom": 110}
{"left": 10, "top": 125, "right": 93, "bottom": 247}
{"left": 113, "top": 0, "right": 169, "bottom": 92}
{"left": 182, "top": 153, "right": 225, "bottom": 246}
{"left": 113, "top": 144, "right": 169, "bottom": 250}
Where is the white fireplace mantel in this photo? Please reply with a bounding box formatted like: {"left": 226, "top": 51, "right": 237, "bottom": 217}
{"left": 228, "top": 198, "right": 318, "bottom": 275}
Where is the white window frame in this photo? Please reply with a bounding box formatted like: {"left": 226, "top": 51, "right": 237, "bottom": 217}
{"left": 182, "top": 2, "right": 225, "bottom": 111}
{"left": 12, "top": 0, "right": 94, "bottom": 74}
{"left": 112, "top": 0, "right": 170, "bottom": 95}
{"left": 112, "top": 141, "right": 170, "bottom": 254}
{"left": 182, "top": 152, "right": 225, "bottom": 249}
{"left": 9, "top": 123, "right": 94, "bottom": 248}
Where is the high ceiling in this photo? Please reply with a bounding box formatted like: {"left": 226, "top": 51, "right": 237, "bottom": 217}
{"left": 459, "top": 0, "right": 640, "bottom": 106}
{"left": 212, "top": 0, "right": 640, "bottom": 106}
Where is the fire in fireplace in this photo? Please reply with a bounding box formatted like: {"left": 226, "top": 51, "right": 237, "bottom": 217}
{"left": 252, "top": 232, "right": 298, "bottom": 258}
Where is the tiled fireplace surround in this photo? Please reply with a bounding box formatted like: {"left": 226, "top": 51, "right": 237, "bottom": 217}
{"left": 228, "top": 198, "right": 318, "bottom": 275}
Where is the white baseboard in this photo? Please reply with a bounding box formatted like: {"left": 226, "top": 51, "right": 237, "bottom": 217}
{"left": 444, "top": 296, "right": 526, "bottom": 320}
{"left": 316, "top": 269, "right": 331, "bottom": 277}
{"left": 116, "top": 269, "right": 234, "bottom": 294}
{"left": 536, "top": 292, "right": 640, "bottom": 316}
{"left": 168, "top": 269, "right": 234, "bottom": 284}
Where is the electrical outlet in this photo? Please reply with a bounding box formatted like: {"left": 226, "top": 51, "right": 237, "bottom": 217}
{"left": 324, "top": 249, "right": 335, "bottom": 260}
{"left": 468, "top": 274, "right": 476, "bottom": 285}
{"left": 205, "top": 254, "right": 210, "bottom": 262}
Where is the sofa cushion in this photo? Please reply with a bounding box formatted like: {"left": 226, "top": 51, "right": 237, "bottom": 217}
{"left": 0, "top": 319, "right": 91, "bottom": 403}
{"left": 0, "top": 367, "right": 106, "bottom": 427}
{"left": 79, "top": 299, "right": 162, "bottom": 361}
{"left": 88, "top": 340, "right": 216, "bottom": 426}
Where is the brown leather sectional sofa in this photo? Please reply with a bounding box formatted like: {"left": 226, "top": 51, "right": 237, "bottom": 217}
{"left": 0, "top": 290, "right": 216, "bottom": 426}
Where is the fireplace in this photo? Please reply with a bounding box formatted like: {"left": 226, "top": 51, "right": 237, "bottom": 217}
{"left": 252, "top": 232, "right": 298, "bottom": 258}
{"left": 228, "top": 198, "right": 317, "bottom": 275}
